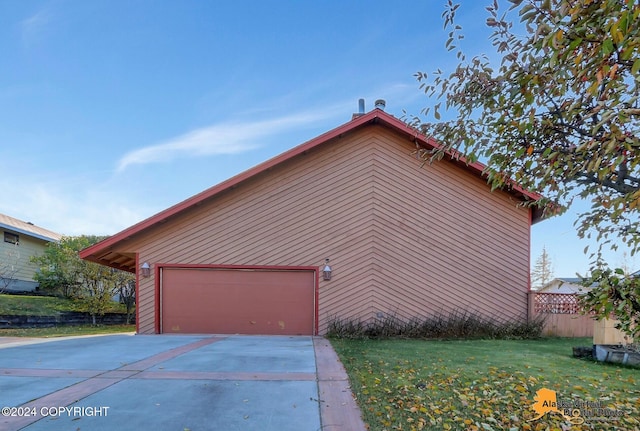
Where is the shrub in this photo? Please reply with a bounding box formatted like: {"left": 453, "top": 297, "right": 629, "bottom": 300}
{"left": 326, "top": 309, "right": 545, "bottom": 340}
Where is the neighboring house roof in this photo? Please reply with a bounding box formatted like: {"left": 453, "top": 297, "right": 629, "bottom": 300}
{"left": 556, "top": 277, "right": 583, "bottom": 284}
{"left": 0, "top": 213, "right": 62, "bottom": 242}
{"left": 538, "top": 277, "right": 594, "bottom": 294}
{"left": 80, "top": 108, "right": 545, "bottom": 272}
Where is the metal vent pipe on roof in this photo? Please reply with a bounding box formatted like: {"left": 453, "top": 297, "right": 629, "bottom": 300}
{"left": 358, "top": 98, "right": 365, "bottom": 114}
{"left": 374, "top": 99, "right": 386, "bottom": 111}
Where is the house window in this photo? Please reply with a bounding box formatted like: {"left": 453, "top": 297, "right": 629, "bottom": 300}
{"left": 4, "top": 232, "right": 19, "bottom": 245}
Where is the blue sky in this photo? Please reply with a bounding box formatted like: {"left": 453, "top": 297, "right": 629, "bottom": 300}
{"left": 0, "top": 1, "right": 635, "bottom": 276}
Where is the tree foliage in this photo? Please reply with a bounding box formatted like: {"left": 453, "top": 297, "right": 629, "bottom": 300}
{"left": 580, "top": 265, "right": 640, "bottom": 338}
{"left": 531, "top": 246, "right": 554, "bottom": 290}
{"left": 31, "top": 235, "right": 135, "bottom": 323}
{"left": 118, "top": 279, "right": 136, "bottom": 325}
{"left": 30, "top": 236, "right": 97, "bottom": 298}
{"left": 413, "top": 0, "right": 639, "bottom": 336}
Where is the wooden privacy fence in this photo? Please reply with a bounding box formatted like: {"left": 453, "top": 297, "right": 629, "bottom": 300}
{"left": 529, "top": 292, "right": 594, "bottom": 337}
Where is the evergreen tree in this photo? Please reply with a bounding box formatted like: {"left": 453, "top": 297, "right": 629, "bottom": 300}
{"left": 531, "top": 246, "right": 554, "bottom": 290}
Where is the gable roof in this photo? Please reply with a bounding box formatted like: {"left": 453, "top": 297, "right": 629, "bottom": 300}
{"left": 80, "top": 109, "right": 545, "bottom": 272}
{"left": 0, "top": 213, "right": 63, "bottom": 243}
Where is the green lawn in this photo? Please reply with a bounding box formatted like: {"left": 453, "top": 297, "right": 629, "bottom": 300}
{"left": 0, "top": 324, "right": 135, "bottom": 338}
{"left": 0, "top": 294, "right": 129, "bottom": 315}
{"left": 331, "top": 337, "right": 640, "bottom": 431}
{"left": 0, "top": 294, "right": 134, "bottom": 337}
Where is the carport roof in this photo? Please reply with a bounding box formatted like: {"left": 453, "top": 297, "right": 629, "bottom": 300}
{"left": 79, "top": 108, "right": 545, "bottom": 273}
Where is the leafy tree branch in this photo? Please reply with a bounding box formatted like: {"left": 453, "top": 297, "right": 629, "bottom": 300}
{"left": 413, "top": 0, "right": 639, "bottom": 337}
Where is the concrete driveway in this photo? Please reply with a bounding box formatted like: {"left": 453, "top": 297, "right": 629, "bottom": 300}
{"left": 0, "top": 334, "right": 366, "bottom": 431}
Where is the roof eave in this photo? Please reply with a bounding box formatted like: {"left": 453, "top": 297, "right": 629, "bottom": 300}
{"left": 0, "top": 223, "right": 61, "bottom": 243}
{"left": 371, "top": 114, "right": 545, "bottom": 223}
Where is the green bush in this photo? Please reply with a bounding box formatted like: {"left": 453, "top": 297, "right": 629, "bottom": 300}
{"left": 326, "top": 309, "right": 545, "bottom": 340}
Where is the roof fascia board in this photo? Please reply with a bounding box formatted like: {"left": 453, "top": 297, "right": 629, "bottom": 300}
{"left": 374, "top": 114, "right": 542, "bottom": 202}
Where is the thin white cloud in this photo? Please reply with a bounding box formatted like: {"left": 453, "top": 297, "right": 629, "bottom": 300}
{"left": 0, "top": 179, "right": 149, "bottom": 236}
{"left": 116, "top": 110, "right": 334, "bottom": 173}
{"left": 2, "top": 97, "right": 411, "bottom": 236}
{"left": 20, "top": 7, "right": 53, "bottom": 46}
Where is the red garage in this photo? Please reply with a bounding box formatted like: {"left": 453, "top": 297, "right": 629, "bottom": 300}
{"left": 80, "top": 107, "right": 543, "bottom": 335}
{"left": 159, "top": 266, "right": 316, "bottom": 335}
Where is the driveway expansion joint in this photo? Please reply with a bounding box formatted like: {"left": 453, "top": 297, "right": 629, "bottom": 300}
{"left": 2, "top": 336, "right": 225, "bottom": 430}
{"left": 2, "top": 335, "right": 367, "bottom": 431}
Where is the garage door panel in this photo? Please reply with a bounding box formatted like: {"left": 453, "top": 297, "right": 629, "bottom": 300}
{"left": 161, "top": 268, "right": 315, "bottom": 335}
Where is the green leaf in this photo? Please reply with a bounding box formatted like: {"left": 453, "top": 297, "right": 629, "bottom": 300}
{"left": 515, "top": 147, "right": 525, "bottom": 157}
{"left": 619, "top": 11, "right": 629, "bottom": 35}
{"left": 568, "top": 37, "right": 583, "bottom": 51}
{"left": 519, "top": 3, "right": 533, "bottom": 17}
{"left": 632, "top": 58, "right": 640, "bottom": 76}
{"left": 602, "top": 38, "right": 614, "bottom": 55}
